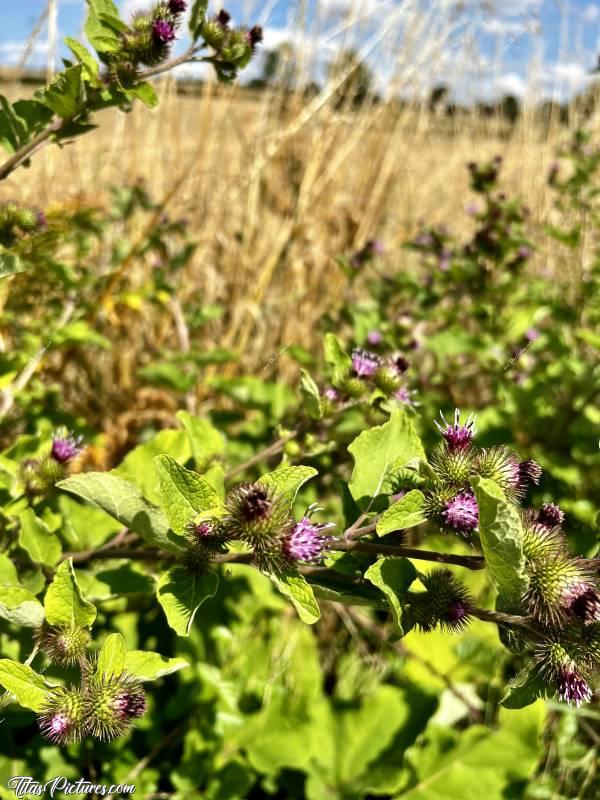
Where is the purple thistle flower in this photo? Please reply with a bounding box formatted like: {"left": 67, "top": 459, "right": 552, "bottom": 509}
{"left": 366, "top": 238, "right": 385, "bottom": 255}
{"left": 537, "top": 503, "right": 564, "bottom": 528}
{"left": 517, "top": 245, "right": 532, "bottom": 260}
{"left": 190, "top": 521, "right": 214, "bottom": 539}
{"left": 168, "top": 0, "right": 187, "bottom": 12}
{"left": 557, "top": 668, "right": 592, "bottom": 706}
{"left": 42, "top": 712, "right": 71, "bottom": 743}
{"left": 152, "top": 19, "right": 176, "bottom": 44}
{"left": 240, "top": 486, "right": 272, "bottom": 521}
{"left": 394, "top": 385, "right": 414, "bottom": 405}
{"left": 442, "top": 492, "right": 479, "bottom": 535}
{"left": 562, "top": 582, "right": 600, "bottom": 625}
{"left": 51, "top": 433, "right": 84, "bottom": 464}
{"left": 525, "top": 327, "right": 540, "bottom": 342}
{"left": 442, "top": 599, "right": 472, "bottom": 631}
{"left": 246, "top": 25, "right": 263, "bottom": 48}
{"left": 390, "top": 354, "right": 410, "bottom": 375}
{"left": 367, "top": 330, "right": 383, "bottom": 346}
{"left": 114, "top": 690, "right": 147, "bottom": 720}
{"left": 216, "top": 9, "right": 231, "bottom": 27}
{"left": 518, "top": 459, "right": 542, "bottom": 493}
{"left": 283, "top": 513, "right": 334, "bottom": 563}
{"left": 435, "top": 409, "right": 476, "bottom": 452}
{"left": 351, "top": 348, "right": 380, "bottom": 378}
{"left": 324, "top": 387, "right": 339, "bottom": 401}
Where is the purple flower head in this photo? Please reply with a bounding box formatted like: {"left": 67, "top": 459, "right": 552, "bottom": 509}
{"left": 37, "top": 209, "right": 47, "bottom": 228}
{"left": 465, "top": 202, "right": 479, "bottom": 216}
{"left": 442, "top": 492, "right": 479, "bottom": 535}
{"left": 42, "top": 712, "right": 71, "bottom": 743}
{"left": 190, "top": 520, "right": 214, "bottom": 539}
{"left": 366, "top": 238, "right": 385, "bottom": 255}
{"left": 246, "top": 25, "right": 263, "bottom": 48}
{"left": 525, "top": 327, "right": 540, "bottom": 342}
{"left": 216, "top": 9, "right": 231, "bottom": 26}
{"left": 367, "top": 330, "right": 383, "bottom": 346}
{"left": 351, "top": 348, "right": 380, "bottom": 378}
{"left": 389, "top": 354, "right": 410, "bottom": 375}
{"left": 51, "top": 432, "right": 84, "bottom": 464}
{"left": 563, "top": 582, "right": 600, "bottom": 625}
{"left": 240, "top": 486, "right": 272, "bottom": 521}
{"left": 443, "top": 599, "right": 471, "bottom": 631}
{"left": 557, "top": 668, "right": 592, "bottom": 706}
{"left": 114, "top": 690, "right": 147, "bottom": 720}
{"left": 168, "top": 0, "right": 187, "bottom": 12}
{"left": 152, "top": 19, "right": 176, "bottom": 44}
{"left": 435, "top": 409, "right": 476, "bottom": 453}
{"left": 283, "top": 508, "right": 335, "bottom": 563}
{"left": 394, "top": 385, "right": 417, "bottom": 406}
{"left": 324, "top": 387, "right": 339, "bottom": 402}
{"left": 518, "top": 459, "right": 542, "bottom": 493}
{"left": 537, "top": 503, "right": 564, "bottom": 528}
{"left": 517, "top": 245, "right": 532, "bottom": 260}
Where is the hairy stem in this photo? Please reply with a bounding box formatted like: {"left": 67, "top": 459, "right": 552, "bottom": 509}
{"left": 333, "top": 539, "right": 486, "bottom": 570}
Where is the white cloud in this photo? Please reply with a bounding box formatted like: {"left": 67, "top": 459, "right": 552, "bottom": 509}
{"left": 583, "top": 4, "right": 600, "bottom": 23}
{"left": 494, "top": 71, "right": 527, "bottom": 97}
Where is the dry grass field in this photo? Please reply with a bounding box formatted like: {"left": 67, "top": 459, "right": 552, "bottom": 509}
{"left": 2, "top": 71, "right": 598, "bottom": 378}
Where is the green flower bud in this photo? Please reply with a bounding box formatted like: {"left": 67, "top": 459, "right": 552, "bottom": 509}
{"left": 83, "top": 673, "right": 147, "bottom": 741}
{"left": 429, "top": 444, "right": 477, "bottom": 486}
{"left": 373, "top": 365, "right": 402, "bottom": 394}
{"left": 36, "top": 624, "right": 91, "bottom": 667}
{"left": 38, "top": 687, "right": 86, "bottom": 745}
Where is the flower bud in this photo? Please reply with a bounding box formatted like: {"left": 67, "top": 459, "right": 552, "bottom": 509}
{"left": 406, "top": 568, "right": 472, "bottom": 633}
{"left": 351, "top": 348, "right": 380, "bottom": 378}
{"left": 475, "top": 446, "right": 522, "bottom": 500}
{"left": 430, "top": 445, "right": 477, "bottom": 486}
{"left": 536, "top": 639, "right": 592, "bottom": 706}
{"left": 36, "top": 624, "right": 91, "bottom": 667}
{"left": 434, "top": 409, "right": 476, "bottom": 452}
{"left": 51, "top": 432, "right": 84, "bottom": 464}
{"left": 83, "top": 673, "right": 147, "bottom": 741}
{"left": 373, "top": 365, "right": 402, "bottom": 394}
{"left": 536, "top": 503, "right": 564, "bottom": 528}
{"left": 222, "top": 483, "right": 292, "bottom": 553}
{"left": 524, "top": 555, "right": 592, "bottom": 626}
{"left": 441, "top": 491, "right": 479, "bottom": 536}
{"left": 38, "top": 687, "right": 86, "bottom": 745}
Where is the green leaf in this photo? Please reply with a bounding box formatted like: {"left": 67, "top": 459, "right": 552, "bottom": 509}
{"left": 154, "top": 455, "right": 222, "bottom": 535}
{"left": 124, "top": 650, "right": 189, "bottom": 682}
{"left": 37, "top": 65, "right": 86, "bottom": 118}
{"left": 57, "top": 472, "right": 179, "bottom": 553}
{"left": 0, "top": 586, "right": 45, "bottom": 627}
{"left": 501, "top": 666, "right": 550, "bottom": 709}
{"left": 176, "top": 410, "right": 225, "bottom": 471}
{"left": 113, "top": 427, "right": 191, "bottom": 505}
{"left": 257, "top": 465, "right": 317, "bottom": 506}
{"left": 472, "top": 476, "right": 528, "bottom": 604}
{"left": 44, "top": 558, "right": 96, "bottom": 628}
{"left": 127, "top": 82, "right": 159, "bottom": 109}
{"left": 189, "top": 0, "right": 209, "bottom": 37}
{"left": 348, "top": 409, "right": 426, "bottom": 506}
{"left": 0, "top": 253, "right": 26, "bottom": 279}
{"left": 0, "top": 554, "right": 19, "bottom": 585}
{"left": 324, "top": 332, "right": 351, "bottom": 382}
{"left": 377, "top": 490, "right": 426, "bottom": 535}
{"left": 268, "top": 571, "right": 320, "bottom": 624}
{"left": 85, "top": 0, "right": 122, "bottom": 53}
{"left": 0, "top": 660, "right": 49, "bottom": 711}
{"left": 157, "top": 567, "right": 218, "bottom": 636}
{"left": 364, "top": 558, "right": 416, "bottom": 633}
{"left": 299, "top": 369, "right": 323, "bottom": 420}
{"left": 96, "top": 633, "right": 126, "bottom": 679}
{"left": 64, "top": 37, "right": 100, "bottom": 84}
{"left": 18, "top": 509, "right": 62, "bottom": 566}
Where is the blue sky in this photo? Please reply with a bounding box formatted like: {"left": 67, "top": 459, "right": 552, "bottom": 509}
{"left": 1, "top": 1, "right": 600, "bottom": 102}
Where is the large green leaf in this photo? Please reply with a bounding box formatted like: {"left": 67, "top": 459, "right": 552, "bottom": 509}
{"left": 18, "top": 509, "right": 62, "bottom": 566}
{"left": 472, "top": 476, "right": 528, "bottom": 604}
{"left": 96, "top": 633, "right": 126, "bottom": 680}
{"left": 0, "top": 660, "right": 49, "bottom": 711}
{"left": 157, "top": 567, "right": 218, "bottom": 636}
{"left": 348, "top": 409, "right": 426, "bottom": 506}
{"left": 58, "top": 472, "right": 180, "bottom": 553}
{"left": 377, "top": 490, "right": 427, "bottom": 535}
{"left": 324, "top": 332, "right": 352, "bottom": 382}
{"left": 364, "top": 558, "right": 417, "bottom": 633}
{"left": 176, "top": 411, "right": 225, "bottom": 471}
{"left": 124, "top": 650, "right": 188, "bottom": 682}
{"left": 85, "top": 0, "right": 122, "bottom": 53}
{"left": 0, "top": 586, "right": 45, "bottom": 628}
{"left": 268, "top": 571, "right": 320, "bottom": 624}
{"left": 397, "top": 703, "right": 546, "bottom": 798}
{"left": 154, "top": 455, "right": 222, "bottom": 535}
{"left": 44, "top": 558, "right": 96, "bottom": 628}
{"left": 257, "top": 465, "right": 317, "bottom": 506}
{"left": 37, "top": 65, "right": 86, "bottom": 118}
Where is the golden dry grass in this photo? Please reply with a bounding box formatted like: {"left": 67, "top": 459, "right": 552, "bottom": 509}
{"left": 2, "top": 75, "right": 595, "bottom": 376}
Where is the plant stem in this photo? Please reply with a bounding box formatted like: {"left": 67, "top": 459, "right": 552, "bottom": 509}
{"left": 332, "top": 539, "right": 486, "bottom": 570}
{"left": 0, "top": 117, "right": 66, "bottom": 182}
